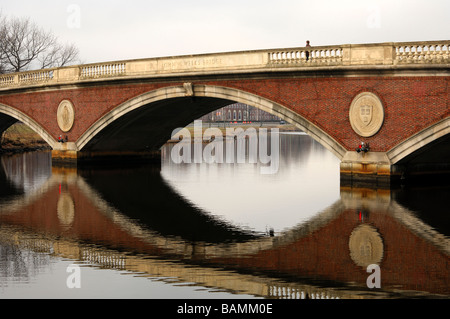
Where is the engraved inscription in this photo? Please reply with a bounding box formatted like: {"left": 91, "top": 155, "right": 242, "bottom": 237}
{"left": 161, "top": 57, "right": 223, "bottom": 70}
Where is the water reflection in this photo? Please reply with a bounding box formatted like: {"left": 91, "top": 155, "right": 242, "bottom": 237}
{"left": 0, "top": 134, "right": 449, "bottom": 299}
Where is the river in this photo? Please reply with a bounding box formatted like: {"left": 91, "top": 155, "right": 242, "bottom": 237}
{"left": 0, "top": 131, "right": 448, "bottom": 299}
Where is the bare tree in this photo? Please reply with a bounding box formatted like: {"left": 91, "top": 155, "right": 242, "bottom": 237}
{"left": 0, "top": 14, "right": 80, "bottom": 73}
{"left": 0, "top": 13, "right": 8, "bottom": 74}
{"left": 38, "top": 42, "right": 80, "bottom": 69}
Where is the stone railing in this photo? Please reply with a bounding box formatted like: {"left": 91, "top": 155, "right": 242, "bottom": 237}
{"left": 80, "top": 62, "right": 126, "bottom": 78}
{"left": 0, "top": 68, "right": 56, "bottom": 86}
{"left": 394, "top": 41, "right": 450, "bottom": 63}
{"left": 268, "top": 45, "right": 344, "bottom": 65}
{"left": 18, "top": 69, "right": 55, "bottom": 83}
{"left": 0, "top": 41, "right": 448, "bottom": 89}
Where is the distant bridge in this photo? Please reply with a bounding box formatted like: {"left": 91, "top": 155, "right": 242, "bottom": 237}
{"left": 0, "top": 40, "right": 449, "bottom": 185}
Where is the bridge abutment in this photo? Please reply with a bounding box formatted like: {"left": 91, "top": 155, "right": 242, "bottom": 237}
{"left": 51, "top": 142, "right": 79, "bottom": 165}
{"left": 340, "top": 151, "right": 397, "bottom": 187}
{"left": 340, "top": 152, "right": 450, "bottom": 187}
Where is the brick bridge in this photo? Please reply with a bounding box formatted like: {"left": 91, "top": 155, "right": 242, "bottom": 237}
{"left": 0, "top": 41, "right": 449, "bottom": 185}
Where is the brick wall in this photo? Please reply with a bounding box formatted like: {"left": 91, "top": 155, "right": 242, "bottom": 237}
{"left": 0, "top": 76, "right": 448, "bottom": 153}
{"left": 203, "top": 76, "right": 450, "bottom": 152}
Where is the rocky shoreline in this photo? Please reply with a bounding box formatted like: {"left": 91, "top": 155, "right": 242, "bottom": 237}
{"left": 0, "top": 123, "right": 51, "bottom": 156}
{"left": 0, "top": 143, "right": 51, "bottom": 155}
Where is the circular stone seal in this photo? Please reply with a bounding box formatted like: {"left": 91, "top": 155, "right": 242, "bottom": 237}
{"left": 57, "top": 100, "right": 75, "bottom": 132}
{"left": 348, "top": 224, "right": 384, "bottom": 268}
{"left": 57, "top": 193, "right": 75, "bottom": 227}
{"left": 349, "top": 92, "right": 384, "bottom": 137}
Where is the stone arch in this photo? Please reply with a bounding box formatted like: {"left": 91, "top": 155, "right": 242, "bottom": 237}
{"left": 0, "top": 103, "right": 57, "bottom": 149}
{"left": 76, "top": 84, "right": 347, "bottom": 159}
{"left": 387, "top": 117, "right": 450, "bottom": 164}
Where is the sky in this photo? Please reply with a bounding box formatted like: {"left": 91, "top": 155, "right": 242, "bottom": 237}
{"left": 0, "top": 0, "right": 449, "bottom": 64}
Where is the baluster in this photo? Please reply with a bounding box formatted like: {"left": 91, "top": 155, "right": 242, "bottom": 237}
{"left": 423, "top": 45, "right": 430, "bottom": 61}
{"left": 414, "top": 45, "right": 421, "bottom": 61}
{"left": 402, "top": 46, "right": 408, "bottom": 62}
{"left": 430, "top": 45, "right": 437, "bottom": 61}
{"left": 396, "top": 46, "right": 402, "bottom": 61}
{"left": 275, "top": 52, "right": 281, "bottom": 63}
{"left": 436, "top": 45, "right": 443, "bottom": 61}
{"left": 417, "top": 45, "right": 424, "bottom": 61}
{"left": 406, "top": 46, "right": 413, "bottom": 62}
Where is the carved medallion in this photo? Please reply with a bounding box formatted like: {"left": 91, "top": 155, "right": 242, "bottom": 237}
{"left": 349, "top": 92, "right": 384, "bottom": 137}
{"left": 349, "top": 224, "right": 384, "bottom": 268}
{"left": 57, "top": 100, "right": 75, "bottom": 132}
{"left": 57, "top": 193, "right": 75, "bottom": 227}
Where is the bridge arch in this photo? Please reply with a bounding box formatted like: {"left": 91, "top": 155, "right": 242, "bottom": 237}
{"left": 76, "top": 84, "right": 347, "bottom": 160}
{"left": 0, "top": 103, "right": 57, "bottom": 149}
{"left": 387, "top": 117, "right": 450, "bottom": 164}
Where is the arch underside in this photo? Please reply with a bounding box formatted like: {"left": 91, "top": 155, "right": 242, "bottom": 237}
{"left": 80, "top": 96, "right": 234, "bottom": 153}
{"left": 78, "top": 85, "right": 347, "bottom": 160}
{"left": 0, "top": 103, "right": 56, "bottom": 149}
{"left": 390, "top": 128, "right": 450, "bottom": 178}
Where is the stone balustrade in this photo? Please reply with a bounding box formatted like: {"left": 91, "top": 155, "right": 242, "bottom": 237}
{"left": 269, "top": 45, "right": 343, "bottom": 65}
{"left": 0, "top": 41, "right": 448, "bottom": 89}
{"left": 395, "top": 41, "right": 450, "bottom": 63}
{"left": 80, "top": 62, "right": 126, "bottom": 78}
{"left": 18, "top": 69, "right": 54, "bottom": 83}
{"left": 0, "top": 74, "right": 15, "bottom": 86}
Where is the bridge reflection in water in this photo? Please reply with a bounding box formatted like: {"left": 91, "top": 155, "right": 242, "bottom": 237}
{"left": 0, "top": 147, "right": 449, "bottom": 299}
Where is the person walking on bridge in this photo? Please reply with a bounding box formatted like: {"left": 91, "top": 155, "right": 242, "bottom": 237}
{"left": 305, "top": 40, "right": 311, "bottom": 61}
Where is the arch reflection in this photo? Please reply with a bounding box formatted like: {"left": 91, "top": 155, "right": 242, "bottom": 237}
{"left": 0, "top": 151, "right": 448, "bottom": 298}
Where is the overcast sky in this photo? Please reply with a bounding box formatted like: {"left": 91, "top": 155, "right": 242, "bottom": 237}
{"left": 1, "top": 0, "right": 449, "bottom": 64}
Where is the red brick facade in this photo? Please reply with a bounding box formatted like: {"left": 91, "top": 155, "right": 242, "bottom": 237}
{"left": 0, "top": 76, "right": 448, "bottom": 153}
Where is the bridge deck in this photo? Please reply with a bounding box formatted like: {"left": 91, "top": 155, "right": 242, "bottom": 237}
{"left": 1, "top": 41, "right": 449, "bottom": 90}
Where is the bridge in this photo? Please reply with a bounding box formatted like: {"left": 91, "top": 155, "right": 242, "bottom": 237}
{"left": 0, "top": 40, "right": 449, "bottom": 185}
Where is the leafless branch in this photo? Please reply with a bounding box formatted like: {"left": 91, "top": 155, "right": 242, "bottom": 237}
{"left": 0, "top": 14, "right": 80, "bottom": 73}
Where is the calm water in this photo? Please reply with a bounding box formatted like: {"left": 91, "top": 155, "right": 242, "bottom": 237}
{"left": 0, "top": 132, "right": 448, "bottom": 299}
